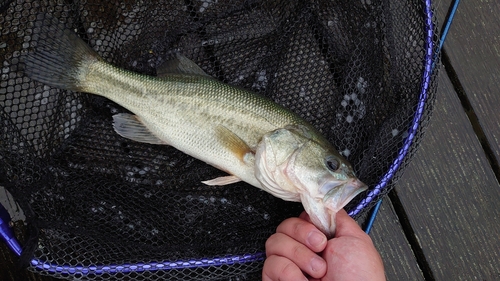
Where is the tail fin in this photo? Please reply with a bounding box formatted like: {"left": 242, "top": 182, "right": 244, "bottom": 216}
{"left": 22, "top": 14, "right": 100, "bottom": 92}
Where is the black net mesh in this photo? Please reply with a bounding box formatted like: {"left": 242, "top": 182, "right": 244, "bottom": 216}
{"left": 0, "top": 0, "right": 439, "bottom": 280}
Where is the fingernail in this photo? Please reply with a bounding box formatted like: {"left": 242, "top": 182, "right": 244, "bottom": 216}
{"left": 310, "top": 256, "right": 325, "bottom": 273}
{"left": 307, "top": 231, "right": 326, "bottom": 247}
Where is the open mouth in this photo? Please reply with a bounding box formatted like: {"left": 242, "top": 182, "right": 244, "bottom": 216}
{"left": 323, "top": 178, "right": 368, "bottom": 213}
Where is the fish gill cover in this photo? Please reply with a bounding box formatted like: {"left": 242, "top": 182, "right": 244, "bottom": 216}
{"left": 0, "top": 0, "right": 438, "bottom": 280}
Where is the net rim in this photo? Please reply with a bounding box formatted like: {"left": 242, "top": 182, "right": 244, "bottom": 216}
{"left": 28, "top": 253, "right": 265, "bottom": 275}
{"left": 348, "top": 0, "right": 436, "bottom": 217}
{"left": 0, "top": 0, "right": 437, "bottom": 275}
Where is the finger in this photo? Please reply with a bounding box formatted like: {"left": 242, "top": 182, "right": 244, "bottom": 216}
{"left": 265, "top": 233, "right": 326, "bottom": 278}
{"left": 298, "top": 210, "right": 310, "bottom": 221}
{"left": 276, "top": 217, "right": 327, "bottom": 252}
{"left": 334, "top": 209, "right": 367, "bottom": 238}
{"left": 262, "top": 255, "right": 308, "bottom": 281}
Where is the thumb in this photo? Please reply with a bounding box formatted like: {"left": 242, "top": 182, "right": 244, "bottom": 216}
{"left": 299, "top": 210, "right": 311, "bottom": 221}
{"left": 334, "top": 209, "right": 365, "bottom": 238}
{"left": 300, "top": 210, "right": 362, "bottom": 238}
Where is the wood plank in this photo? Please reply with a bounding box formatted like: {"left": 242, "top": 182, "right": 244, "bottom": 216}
{"left": 393, "top": 66, "right": 500, "bottom": 280}
{"left": 367, "top": 200, "right": 425, "bottom": 281}
{"left": 436, "top": 0, "right": 500, "bottom": 167}
{"left": 0, "top": 187, "right": 25, "bottom": 222}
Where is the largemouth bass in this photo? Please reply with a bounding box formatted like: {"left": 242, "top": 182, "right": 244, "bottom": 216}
{"left": 23, "top": 19, "right": 367, "bottom": 237}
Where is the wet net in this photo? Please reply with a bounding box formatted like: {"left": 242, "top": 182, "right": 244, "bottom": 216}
{"left": 0, "top": 0, "right": 439, "bottom": 280}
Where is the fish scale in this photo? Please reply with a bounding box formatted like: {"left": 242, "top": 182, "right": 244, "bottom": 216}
{"left": 82, "top": 60, "right": 299, "bottom": 187}
{"left": 23, "top": 18, "right": 367, "bottom": 237}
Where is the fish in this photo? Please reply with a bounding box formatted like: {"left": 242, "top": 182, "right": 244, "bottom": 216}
{"left": 22, "top": 18, "right": 367, "bottom": 237}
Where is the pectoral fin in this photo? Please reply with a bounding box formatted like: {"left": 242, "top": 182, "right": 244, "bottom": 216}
{"left": 201, "top": 126, "right": 254, "bottom": 187}
{"left": 113, "top": 113, "right": 167, "bottom": 145}
{"left": 215, "top": 125, "right": 254, "bottom": 164}
{"left": 202, "top": 175, "right": 241, "bottom": 186}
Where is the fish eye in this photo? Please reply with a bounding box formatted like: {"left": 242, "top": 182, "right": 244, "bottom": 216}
{"left": 325, "top": 156, "right": 339, "bottom": 172}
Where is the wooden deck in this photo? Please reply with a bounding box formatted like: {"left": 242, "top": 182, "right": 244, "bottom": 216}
{"left": 370, "top": 0, "right": 500, "bottom": 280}
{"left": 1, "top": 0, "right": 499, "bottom": 280}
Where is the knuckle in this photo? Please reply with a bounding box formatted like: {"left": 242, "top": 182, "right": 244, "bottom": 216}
{"left": 265, "top": 233, "right": 285, "bottom": 256}
{"left": 262, "top": 255, "right": 301, "bottom": 281}
{"left": 291, "top": 243, "right": 306, "bottom": 260}
{"left": 280, "top": 260, "right": 301, "bottom": 280}
{"left": 276, "top": 217, "right": 298, "bottom": 233}
{"left": 292, "top": 219, "right": 311, "bottom": 241}
{"left": 292, "top": 220, "right": 304, "bottom": 236}
{"left": 264, "top": 234, "right": 277, "bottom": 255}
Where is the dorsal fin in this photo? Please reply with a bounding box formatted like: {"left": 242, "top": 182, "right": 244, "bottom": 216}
{"left": 156, "top": 53, "right": 211, "bottom": 77}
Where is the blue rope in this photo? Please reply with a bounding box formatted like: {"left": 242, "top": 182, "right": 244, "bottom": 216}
{"left": 364, "top": 0, "right": 461, "bottom": 234}
{"left": 364, "top": 199, "right": 383, "bottom": 234}
{"left": 440, "top": 0, "right": 461, "bottom": 51}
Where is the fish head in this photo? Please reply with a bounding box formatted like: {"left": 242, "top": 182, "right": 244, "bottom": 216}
{"left": 255, "top": 125, "right": 367, "bottom": 238}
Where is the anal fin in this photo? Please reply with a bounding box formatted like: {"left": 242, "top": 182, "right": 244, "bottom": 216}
{"left": 202, "top": 175, "right": 242, "bottom": 186}
{"left": 113, "top": 113, "right": 167, "bottom": 145}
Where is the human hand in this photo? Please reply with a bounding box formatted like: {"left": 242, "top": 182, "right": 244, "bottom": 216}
{"left": 262, "top": 209, "right": 385, "bottom": 281}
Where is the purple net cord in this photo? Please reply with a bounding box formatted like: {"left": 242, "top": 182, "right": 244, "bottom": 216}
{"left": 0, "top": 201, "right": 265, "bottom": 274}
{"left": 0, "top": 203, "right": 23, "bottom": 256}
{"left": 29, "top": 253, "right": 265, "bottom": 275}
{"left": 0, "top": 0, "right": 435, "bottom": 275}
{"left": 348, "top": 0, "right": 435, "bottom": 217}
{"left": 363, "top": 0, "right": 457, "bottom": 234}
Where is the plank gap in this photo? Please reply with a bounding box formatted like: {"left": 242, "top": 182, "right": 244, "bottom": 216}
{"left": 441, "top": 49, "right": 500, "bottom": 184}
{"left": 388, "top": 189, "right": 436, "bottom": 281}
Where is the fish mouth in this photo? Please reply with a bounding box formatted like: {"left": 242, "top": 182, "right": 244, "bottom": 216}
{"left": 322, "top": 178, "right": 368, "bottom": 213}
{"left": 300, "top": 178, "right": 367, "bottom": 238}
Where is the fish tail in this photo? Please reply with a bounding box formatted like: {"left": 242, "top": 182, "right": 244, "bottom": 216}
{"left": 22, "top": 14, "right": 100, "bottom": 92}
